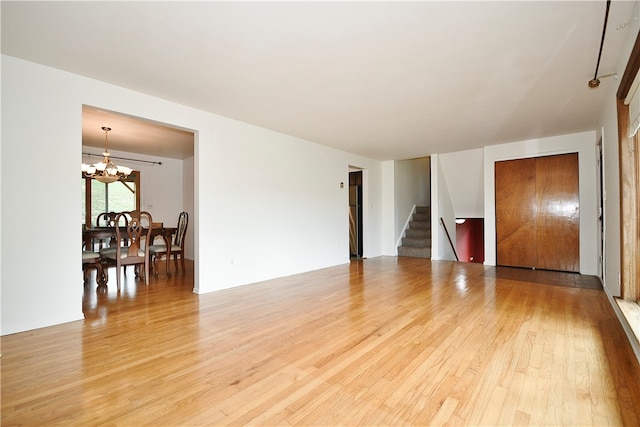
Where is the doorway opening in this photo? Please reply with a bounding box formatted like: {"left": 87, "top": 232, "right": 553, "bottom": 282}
{"left": 81, "top": 105, "right": 197, "bottom": 299}
{"left": 349, "top": 170, "right": 363, "bottom": 259}
{"left": 455, "top": 218, "right": 485, "bottom": 263}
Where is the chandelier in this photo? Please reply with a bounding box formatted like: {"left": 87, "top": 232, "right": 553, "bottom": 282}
{"left": 82, "top": 127, "right": 132, "bottom": 184}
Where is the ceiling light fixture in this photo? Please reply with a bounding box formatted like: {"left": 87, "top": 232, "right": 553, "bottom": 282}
{"left": 82, "top": 127, "right": 132, "bottom": 184}
{"left": 588, "top": 72, "right": 618, "bottom": 88}
{"left": 589, "top": 0, "right": 611, "bottom": 89}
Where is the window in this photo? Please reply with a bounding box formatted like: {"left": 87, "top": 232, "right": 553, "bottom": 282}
{"left": 82, "top": 171, "right": 141, "bottom": 228}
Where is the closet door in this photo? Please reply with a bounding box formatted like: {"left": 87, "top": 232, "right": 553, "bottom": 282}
{"left": 495, "top": 157, "right": 537, "bottom": 268}
{"left": 495, "top": 153, "right": 579, "bottom": 272}
{"left": 535, "top": 154, "right": 579, "bottom": 272}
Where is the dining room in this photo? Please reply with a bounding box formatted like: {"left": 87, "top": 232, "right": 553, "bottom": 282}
{"left": 81, "top": 105, "right": 196, "bottom": 294}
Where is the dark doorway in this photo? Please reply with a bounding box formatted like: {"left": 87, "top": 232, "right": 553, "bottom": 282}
{"left": 455, "top": 218, "right": 484, "bottom": 263}
{"left": 349, "top": 171, "right": 363, "bottom": 259}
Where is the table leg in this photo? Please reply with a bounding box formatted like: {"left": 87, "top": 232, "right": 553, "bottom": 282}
{"left": 163, "top": 231, "right": 172, "bottom": 278}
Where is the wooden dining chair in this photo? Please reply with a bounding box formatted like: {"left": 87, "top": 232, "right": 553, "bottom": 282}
{"left": 96, "top": 211, "right": 117, "bottom": 227}
{"left": 100, "top": 210, "right": 153, "bottom": 290}
{"left": 95, "top": 211, "right": 131, "bottom": 249}
{"left": 94, "top": 212, "right": 116, "bottom": 250}
{"left": 82, "top": 248, "right": 101, "bottom": 285}
{"left": 150, "top": 212, "right": 188, "bottom": 276}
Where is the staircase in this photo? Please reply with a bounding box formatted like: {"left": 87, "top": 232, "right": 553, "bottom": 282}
{"left": 398, "top": 206, "right": 432, "bottom": 259}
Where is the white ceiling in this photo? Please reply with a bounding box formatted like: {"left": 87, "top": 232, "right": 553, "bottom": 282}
{"left": 2, "top": 1, "right": 637, "bottom": 161}
{"left": 82, "top": 106, "right": 195, "bottom": 160}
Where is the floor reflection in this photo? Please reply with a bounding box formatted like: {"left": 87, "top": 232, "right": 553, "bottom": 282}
{"left": 483, "top": 265, "right": 602, "bottom": 289}
{"left": 82, "top": 261, "right": 195, "bottom": 322}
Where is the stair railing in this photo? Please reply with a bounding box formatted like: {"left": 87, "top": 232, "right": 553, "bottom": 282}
{"left": 440, "top": 217, "right": 459, "bottom": 261}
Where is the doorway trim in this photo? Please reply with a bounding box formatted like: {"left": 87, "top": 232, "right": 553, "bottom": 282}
{"left": 483, "top": 132, "right": 600, "bottom": 275}
{"left": 81, "top": 105, "right": 198, "bottom": 291}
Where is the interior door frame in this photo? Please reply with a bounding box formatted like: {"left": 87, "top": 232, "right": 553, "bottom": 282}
{"left": 483, "top": 134, "right": 599, "bottom": 275}
{"left": 349, "top": 166, "right": 366, "bottom": 259}
{"left": 596, "top": 139, "right": 605, "bottom": 280}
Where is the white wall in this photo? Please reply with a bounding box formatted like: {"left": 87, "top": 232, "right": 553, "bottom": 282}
{"left": 363, "top": 166, "right": 384, "bottom": 259}
{"left": 439, "top": 148, "right": 484, "bottom": 218}
{"left": 393, "top": 157, "right": 430, "bottom": 247}
{"left": 600, "top": 96, "right": 621, "bottom": 295}
{"left": 483, "top": 131, "right": 599, "bottom": 275}
{"left": 0, "top": 56, "right": 3, "bottom": 337}
{"left": 183, "top": 156, "right": 195, "bottom": 260}
{"left": 381, "top": 161, "right": 396, "bottom": 255}
{"left": 1, "top": 55, "right": 385, "bottom": 334}
{"left": 430, "top": 154, "right": 457, "bottom": 261}
{"left": 2, "top": 58, "right": 84, "bottom": 333}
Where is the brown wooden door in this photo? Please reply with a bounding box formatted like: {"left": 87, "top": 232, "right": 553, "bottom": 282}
{"left": 535, "top": 154, "right": 580, "bottom": 271}
{"left": 496, "top": 157, "right": 537, "bottom": 268}
{"left": 495, "top": 153, "right": 579, "bottom": 272}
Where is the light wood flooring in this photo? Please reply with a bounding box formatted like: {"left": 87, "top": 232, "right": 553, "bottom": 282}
{"left": 2, "top": 257, "right": 640, "bottom": 426}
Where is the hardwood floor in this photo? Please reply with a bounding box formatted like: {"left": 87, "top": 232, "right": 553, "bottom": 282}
{"left": 2, "top": 257, "right": 640, "bottom": 426}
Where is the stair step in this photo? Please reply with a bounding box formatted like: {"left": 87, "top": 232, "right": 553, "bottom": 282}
{"left": 398, "top": 246, "right": 432, "bottom": 258}
{"left": 409, "top": 220, "right": 430, "bottom": 230}
{"left": 401, "top": 237, "right": 431, "bottom": 248}
{"left": 398, "top": 206, "right": 432, "bottom": 259}
{"left": 415, "top": 206, "right": 431, "bottom": 214}
{"left": 406, "top": 228, "right": 431, "bottom": 238}
{"left": 412, "top": 213, "right": 431, "bottom": 222}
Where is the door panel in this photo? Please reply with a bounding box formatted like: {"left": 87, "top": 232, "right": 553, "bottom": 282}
{"left": 495, "top": 153, "right": 580, "bottom": 272}
{"left": 496, "top": 158, "right": 537, "bottom": 268}
{"left": 535, "top": 154, "right": 579, "bottom": 272}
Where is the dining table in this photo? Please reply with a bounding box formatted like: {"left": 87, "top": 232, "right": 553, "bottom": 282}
{"left": 82, "top": 225, "right": 178, "bottom": 284}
